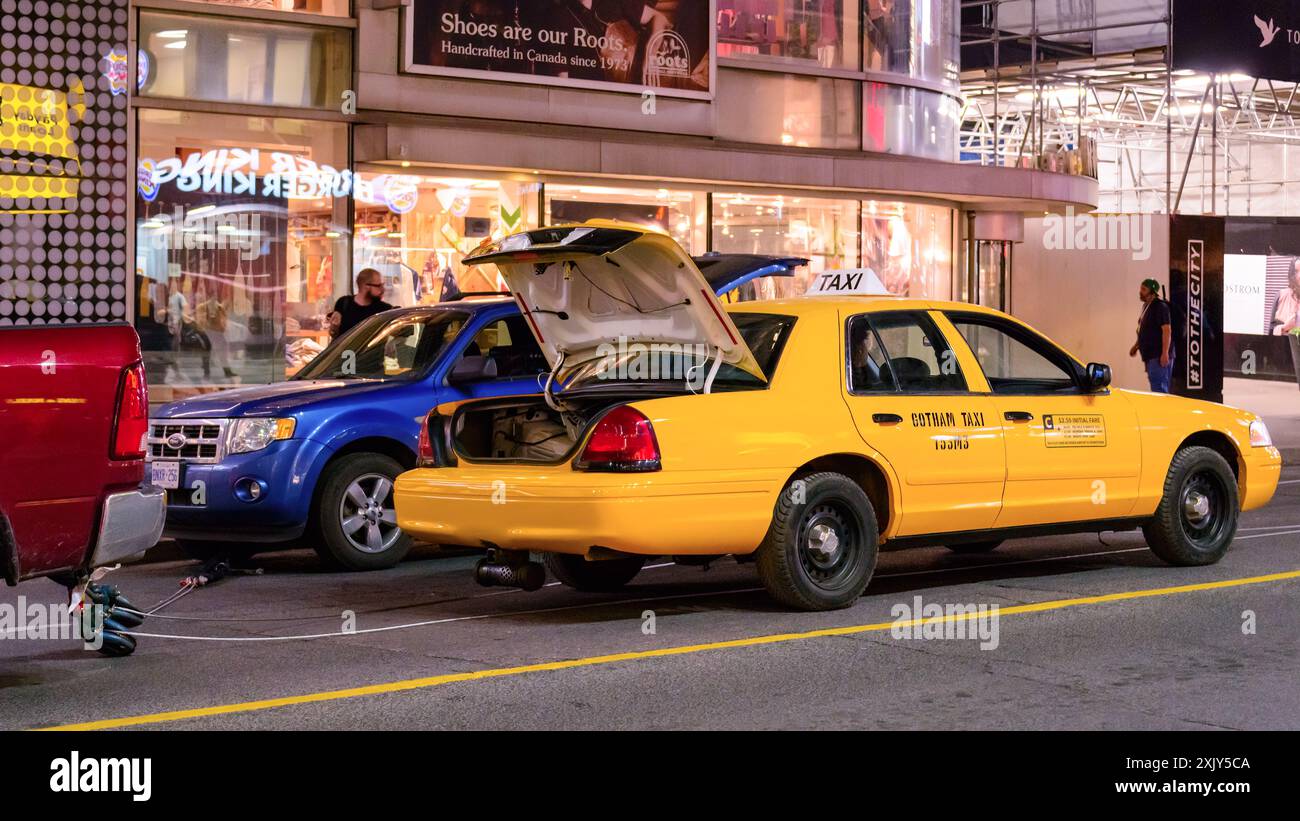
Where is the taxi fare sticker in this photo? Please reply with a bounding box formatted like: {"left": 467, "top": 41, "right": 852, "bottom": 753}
{"left": 1042, "top": 414, "right": 1107, "bottom": 448}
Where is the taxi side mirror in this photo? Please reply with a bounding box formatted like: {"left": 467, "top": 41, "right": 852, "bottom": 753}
{"left": 1086, "top": 362, "right": 1112, "bottom": 390}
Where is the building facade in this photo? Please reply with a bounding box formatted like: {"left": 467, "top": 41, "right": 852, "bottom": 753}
{"left": 0, "top": 1, "right": 1098, "bottom": 402}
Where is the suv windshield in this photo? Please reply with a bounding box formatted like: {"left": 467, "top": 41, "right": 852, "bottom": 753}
{"left": 561, "top": 312, "right": 797, "bottom": 392}
{"left": 295, "top": 310, "right": 470, "bottom": 381}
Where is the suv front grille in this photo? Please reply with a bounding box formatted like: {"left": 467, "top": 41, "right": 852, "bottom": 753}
{"left": 147, "top": 419, "right": 227, "bottom": 464}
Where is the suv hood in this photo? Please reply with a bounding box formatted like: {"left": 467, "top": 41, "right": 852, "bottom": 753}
{"left": 154, "top": 379, "right": 399, "bottom": 419}
{"left": 463, "top": 222, "right": 765, "bottom": 385}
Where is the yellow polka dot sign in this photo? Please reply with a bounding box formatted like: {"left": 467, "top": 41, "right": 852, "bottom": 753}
{"left": 0, "top": 0, "right": 130, "bottom": 326}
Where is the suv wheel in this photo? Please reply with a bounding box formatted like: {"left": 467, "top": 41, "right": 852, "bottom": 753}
{"left": 312, "top": 453, "right": 412, "bottom": 571}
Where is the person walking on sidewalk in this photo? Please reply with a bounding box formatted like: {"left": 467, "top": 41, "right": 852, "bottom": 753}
{"left": 1130, "top": 277, "right": 1174, "bottom": 393}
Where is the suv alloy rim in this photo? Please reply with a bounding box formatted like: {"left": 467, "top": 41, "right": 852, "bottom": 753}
{"left": 339, "top": 473, "right": 402, "bottom": 554}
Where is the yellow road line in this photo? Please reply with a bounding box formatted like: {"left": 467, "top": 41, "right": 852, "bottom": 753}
{"left": 40, "top": 569, "right": 1300, "bottom": 731}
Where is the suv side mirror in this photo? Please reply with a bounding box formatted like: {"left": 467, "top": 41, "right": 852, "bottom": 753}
{"left": 1086, "top": 362, "right": 1112, "bottom": 390}
{"left": 448, "top": 355, "right": 498, "bottom": 384}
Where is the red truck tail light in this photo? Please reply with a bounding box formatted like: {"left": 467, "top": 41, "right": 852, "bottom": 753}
{"left": 112, "top": 361, "right": 149, "bottom": 460}
{"left": 575, "top": 406, "right": 661, "bottom": 472}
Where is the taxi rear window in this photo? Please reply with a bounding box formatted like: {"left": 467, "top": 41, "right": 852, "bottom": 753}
{"left": 561, "top": 312, "right": 797, "bottom": 392}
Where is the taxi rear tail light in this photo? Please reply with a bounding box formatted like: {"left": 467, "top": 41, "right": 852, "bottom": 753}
{"left": 418, "top": 410, "right": 454, "bottom": 467}
{"left": 111, "top": 361, "right": 149, "bottom": 460}
{"left": 575, "top": 406, "right": 661, "bottom": 472}
{"left": 418, "top": 411, "right": 435, "bottom": 466}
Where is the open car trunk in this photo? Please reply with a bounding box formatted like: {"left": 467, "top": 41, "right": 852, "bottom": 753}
{"left": 448, "top": 392, "right": 660, "bottom": 464}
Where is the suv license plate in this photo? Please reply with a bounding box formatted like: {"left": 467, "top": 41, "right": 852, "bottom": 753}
{"left": 151, "top": 461, "right": 180, "bottom": 489}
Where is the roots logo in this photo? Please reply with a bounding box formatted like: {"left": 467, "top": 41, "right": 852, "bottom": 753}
{"left": 643, "top": 30, "right": 691, "bottom": 82}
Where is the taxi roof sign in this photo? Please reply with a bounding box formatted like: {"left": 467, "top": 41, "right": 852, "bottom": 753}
{"left": 805, "top": 268, "right": 891, "bottom": 297}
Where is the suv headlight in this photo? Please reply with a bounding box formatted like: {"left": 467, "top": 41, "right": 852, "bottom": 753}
{"left": 227, "top": 418, "right": 296, "bottom": 454}
{"left": 1249, "top": 420, "right": 1273, "bottom": 448}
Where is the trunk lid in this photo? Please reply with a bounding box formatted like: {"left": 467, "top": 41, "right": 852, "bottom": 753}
{"left": 462, "top": 223, "right": 765, "bottom": 387}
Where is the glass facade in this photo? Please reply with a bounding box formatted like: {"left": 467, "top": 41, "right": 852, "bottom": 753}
{"left": 112, "top": 0, "right": 975, "bottom": 401}
{"left": 545, "top": 184, "right": 707, "bottom": 254}
{"left": 713, "top": 192, "right": 859, "bottom": 296}
{"left": 134, "top": 110, "right": 350, "bottom": 398}
{"left": 139, "top": 10, "right": 352, "bottom": 109}
{"left": 715, "top": 1, "right": 961, "bottom": 159}
{"left": 863, "top": 82, "right": 959, "bottom": 161}
{"left": 862, "top": 200, "right": 953, "bottom": 299}
{"left": 176, "top": 0, "right": 351, "bottom": 17}
{"left": 352, "top": 173, "right": 541, "bottom": 304}
{"left": 716, "top": 68, "right": 860, "bottom": 150}
{"left": 717, "top": 1, "right": 862, "bottom": 71}
{"left": 865, "top": 0, "right": 959, "bottom": 87}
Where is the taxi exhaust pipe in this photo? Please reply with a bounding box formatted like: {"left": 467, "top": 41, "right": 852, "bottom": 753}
{"left": 475, "top": 548, "right": 545, "bottom": 592}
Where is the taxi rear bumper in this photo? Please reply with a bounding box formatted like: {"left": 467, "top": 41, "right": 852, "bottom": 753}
{"left": 394, "top": 465, "right": 784, "bottom": 556}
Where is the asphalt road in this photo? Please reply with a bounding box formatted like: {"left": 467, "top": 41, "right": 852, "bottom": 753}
{"left": 3, "top": 466, "right": 1299, "bottom": 731}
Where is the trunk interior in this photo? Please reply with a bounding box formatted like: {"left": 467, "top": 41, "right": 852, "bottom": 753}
{"left": 450, "top": 394, "right": 650, "bottom": 463}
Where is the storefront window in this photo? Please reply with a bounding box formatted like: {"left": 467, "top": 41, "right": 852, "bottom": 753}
{"left": 717, "top": 1, "right": 862, "bottom": 71}
{"left": 139, "top": 11, "right": 352, "bottom": 109}
{"left": 713, "top": 193, "right": 858, "bottom": 296}
{"left": 353, "top": 173, "right": 540, "bottom": 302}
{"left": 866, "top": 0, "right": 959, "bottom": 88}
{"left": 545, "top": 184, "right": 707, "bottom": 254}
{"left": 175, "top": 0, "right": 351, "bottom": 18}
{"left": 862, "top": 201, "right": 952, "bottom": 299}
{"left": 134, "top": 110, "right": 350, "bottom": 400}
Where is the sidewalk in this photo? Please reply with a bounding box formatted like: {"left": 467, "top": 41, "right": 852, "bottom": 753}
{"left": 1224, "top": 377, "right": 1300, "bottom": 464}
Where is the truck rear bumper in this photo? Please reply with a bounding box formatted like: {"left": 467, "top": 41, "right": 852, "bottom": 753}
{"left": 91, "top": 485, "right": 166, "bottom": 567}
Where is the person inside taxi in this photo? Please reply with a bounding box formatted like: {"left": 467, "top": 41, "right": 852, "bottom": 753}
{"left": 1129, "top": 277, "right": 1173, "bottom": 393}
{"left": 329, "top": 268, "right": 394, "bottom": 339}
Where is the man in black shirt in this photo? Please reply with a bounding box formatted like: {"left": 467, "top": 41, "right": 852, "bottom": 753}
{"left": 329, "top": 268, "right": 394, "bottom": 339}
{"left": 1129, "top": 277, "right": 1173, "bottom": 393}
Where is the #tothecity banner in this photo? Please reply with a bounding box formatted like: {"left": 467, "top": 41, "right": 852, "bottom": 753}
{"left": 404, "top": 0, "right": 714, "bottom": 99}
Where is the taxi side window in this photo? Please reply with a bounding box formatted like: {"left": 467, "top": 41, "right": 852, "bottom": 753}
{"left": 848, "top": 312, "right": 966, "bottom": 393}
{"left": 947, "top": 314, "right": 1080, "bottom": 394}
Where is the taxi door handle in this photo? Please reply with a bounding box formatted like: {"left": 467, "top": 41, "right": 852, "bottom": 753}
{"left": 1004, "top": 411, "right": 1034, "bottom": 422}
{"left": 872, "top": 413, "right": 903, "bottom": 424}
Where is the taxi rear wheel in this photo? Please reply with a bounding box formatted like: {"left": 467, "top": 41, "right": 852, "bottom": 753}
{"left": 1143, "top": 446, "right": 1239, "bottom": 566}
{"left": 544, "top": 554, "right": 645, "bottom": 592}
{"left": 945, "top": 540, "right": 1003, "bottom": 554}
{"left": 312, "top": 453, "right": 412, "bottom": 571}
{"left": 756, "top": 472, "right": 879, "bottom": 611}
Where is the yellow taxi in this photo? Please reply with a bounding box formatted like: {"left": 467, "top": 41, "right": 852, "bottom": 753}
{"left": 394, "top": 223, "right": 1283, "bottom": 611}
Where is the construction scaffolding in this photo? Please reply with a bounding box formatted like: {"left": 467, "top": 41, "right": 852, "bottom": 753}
{"left": 959, "top": 0, "right": 1300, "bottom": 216}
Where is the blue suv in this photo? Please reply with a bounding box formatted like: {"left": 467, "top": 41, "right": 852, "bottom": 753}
{"left": 146, "top": 254, "right": 805, "bottom": 570}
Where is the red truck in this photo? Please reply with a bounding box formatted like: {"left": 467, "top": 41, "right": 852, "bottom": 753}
{"left": 0, "top": 323, "right": 165, "bottom": 655}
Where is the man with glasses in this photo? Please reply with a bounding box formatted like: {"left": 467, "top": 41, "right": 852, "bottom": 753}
{"left": 328, "top": 268, "right": 395, "bottom": 339}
